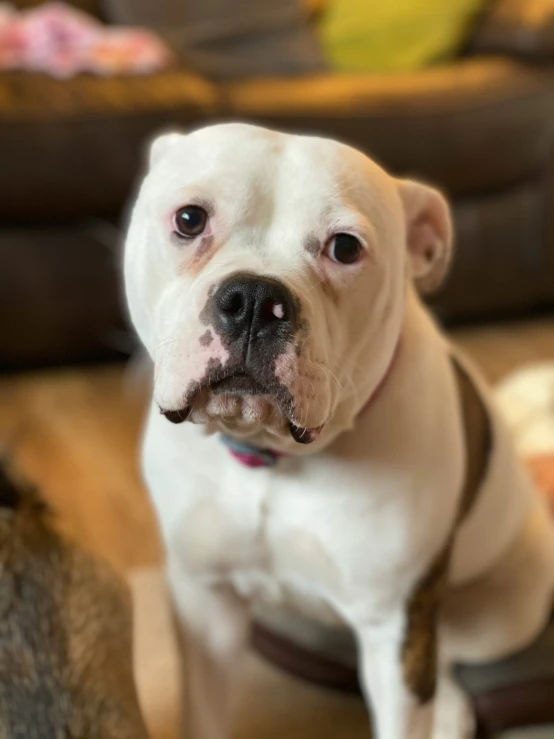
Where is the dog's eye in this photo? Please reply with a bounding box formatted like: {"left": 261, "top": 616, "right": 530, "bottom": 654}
{"left": 174, "top": 205, "right": 208, "bottom": 239}
{"left": 327, "top": 234, "right": 362, "bottom": 265}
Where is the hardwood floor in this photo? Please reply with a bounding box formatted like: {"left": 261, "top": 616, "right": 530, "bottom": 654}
{"left": 0, "top": 360, "right": 162, "bottom": 573}
{"left": 452, "top": 318, "right": 554, "bottom": 384}
{"left": 1, "top": 318, "right": 554, "bottom": 574}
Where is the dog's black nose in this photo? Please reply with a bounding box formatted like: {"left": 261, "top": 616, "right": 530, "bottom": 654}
{"left": 213, "top": 273, "right": 296, "bottom": 349}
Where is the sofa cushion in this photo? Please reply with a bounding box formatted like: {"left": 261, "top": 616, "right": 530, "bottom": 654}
{"left": 431, "top": 177, "right": 552, "bottom": 320}
{"left": 470, "top": 0, "right": 554, "bottom": 61}
{"left": 11, "top": 0, "right": 103, "bottom": 18}
{"left": 0, "top": 223, "right": 125, "bottom": 368}
{"left": 319, "top": 0, "right": 484, "bottom": 72}
{"left": 224, "top": 57, "right": 554, "bottom": 196}
{"left": 0, "top": 71, "right": 218, "bottom": 220}
{"left": 103, "top": 0, "right": 326, "bottom": 80}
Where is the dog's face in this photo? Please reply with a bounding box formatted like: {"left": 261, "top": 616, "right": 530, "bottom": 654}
{"left": 125, "top": 124, "right": 452, "bottom": 448}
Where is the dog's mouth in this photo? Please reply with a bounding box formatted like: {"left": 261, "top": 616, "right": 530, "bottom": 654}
{"left": 160, "top": 370, "right": 322, "bottom": 445}
{"left": 210, "top": 372, "right": 266, "bottom": 397}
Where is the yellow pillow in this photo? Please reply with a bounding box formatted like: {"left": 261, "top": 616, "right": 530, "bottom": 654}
{"left": 319, "top": 0, "right": 485, "bottom": 72}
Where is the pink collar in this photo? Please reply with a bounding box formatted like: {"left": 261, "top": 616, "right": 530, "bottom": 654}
{"left": 221, "top": 341, "right": 401, "bottom": 468}
{"left": 219, "top": 436, "right": 284, "bottom": 468}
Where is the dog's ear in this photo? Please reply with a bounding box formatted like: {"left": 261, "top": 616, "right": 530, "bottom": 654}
{"left": 397, "top": 179, "right": 453, "bottom": 294}
{"left": 149, "top": 131, "right": 184, "bottom": 169}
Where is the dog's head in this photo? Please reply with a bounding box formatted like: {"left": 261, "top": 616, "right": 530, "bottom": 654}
{"left": 124, "top": 124, "right": 452, "bottom": 449}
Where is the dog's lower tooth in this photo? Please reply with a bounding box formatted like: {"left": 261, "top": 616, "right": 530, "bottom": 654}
{"left": 289, "top": 422, "right": 319, "bottom": 444}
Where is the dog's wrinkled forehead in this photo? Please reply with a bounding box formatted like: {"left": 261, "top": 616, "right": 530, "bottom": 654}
{"left": 146, "top": 123, "right": 396, "bottom": 239}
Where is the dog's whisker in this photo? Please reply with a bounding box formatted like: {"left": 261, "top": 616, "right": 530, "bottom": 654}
{"left": 156, "top": 337, "right": 177, "bottom": 352}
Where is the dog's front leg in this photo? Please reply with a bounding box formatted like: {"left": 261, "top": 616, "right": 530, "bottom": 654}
{"left": 170, "top": 565, "right": 250, "bottom": 739}
{"left": 355, "top": 612, "right": 435, "bottom": 739}
{"left": 353, "top": 551, "right": 450, "bottom": 739}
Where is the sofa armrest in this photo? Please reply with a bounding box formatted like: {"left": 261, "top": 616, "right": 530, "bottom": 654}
{"left": 470, "top": 0, "right": 554, "bottom": 60}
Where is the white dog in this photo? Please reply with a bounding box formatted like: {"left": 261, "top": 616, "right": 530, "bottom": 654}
{"left": 124, "top": 123, "right": 554, "bottom": 739}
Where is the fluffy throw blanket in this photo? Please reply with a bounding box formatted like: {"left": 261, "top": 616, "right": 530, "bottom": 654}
{"left": 0, "top": 1, "right": 173, "bottom": 77}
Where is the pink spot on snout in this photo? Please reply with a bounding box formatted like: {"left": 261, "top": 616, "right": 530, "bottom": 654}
{"left": 272, "top": 303, "right": 285, "bottom": 319}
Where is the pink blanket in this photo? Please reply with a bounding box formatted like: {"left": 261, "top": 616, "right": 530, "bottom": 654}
{"left": 0, "top": 2, "right": 174, "bottom": 78}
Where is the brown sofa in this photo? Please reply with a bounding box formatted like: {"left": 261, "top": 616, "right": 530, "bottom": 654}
{"left": 3, "top": 0, "right": 554, "bottom": 368}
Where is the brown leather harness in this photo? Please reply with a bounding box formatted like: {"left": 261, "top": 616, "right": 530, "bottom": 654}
{"left": 402, "top": 355, "right": 493, "bottom": 703}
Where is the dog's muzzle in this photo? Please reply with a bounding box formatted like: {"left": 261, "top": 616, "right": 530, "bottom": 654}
{"left": 161, "top": 272, "right": 322, "bottom": 444}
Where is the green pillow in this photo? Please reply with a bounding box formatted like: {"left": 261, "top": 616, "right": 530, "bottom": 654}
{"left": 319, "top": 0, "right": 485, "bottom": 72}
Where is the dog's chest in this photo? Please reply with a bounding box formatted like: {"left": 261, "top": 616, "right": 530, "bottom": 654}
{"left": 170, "top": 464, "right": 350, "bottom": 621}
{"left": 150, "top": 422, "right": 447, "bottom": 620}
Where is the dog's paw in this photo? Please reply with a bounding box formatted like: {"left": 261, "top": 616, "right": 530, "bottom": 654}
{"left": 433, "top": 676, "right": 476, "bottom": 739}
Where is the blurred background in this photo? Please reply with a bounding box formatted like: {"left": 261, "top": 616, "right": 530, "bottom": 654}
{"left": 2, "top": 0, "right": 554, "bottom": 369}
{"left": 1, "top": 2, "right": 554, "bottom": 737}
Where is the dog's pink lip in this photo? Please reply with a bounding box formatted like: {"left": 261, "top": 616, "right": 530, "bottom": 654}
{"left": 161, "top": 405, "right": 325, "bottom": 444}
{"left": 160, "top": 387, "right": 325, "bottom": 443}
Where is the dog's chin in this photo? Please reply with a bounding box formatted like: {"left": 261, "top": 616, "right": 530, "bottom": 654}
{"left": 205, "top": 390, "right": 281, "bottom": 430}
